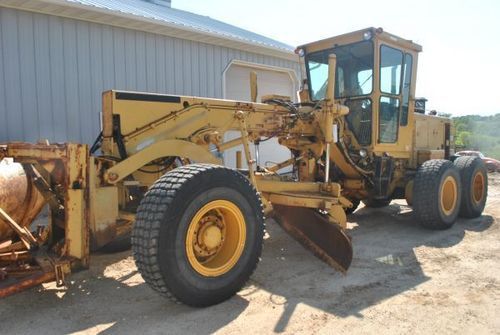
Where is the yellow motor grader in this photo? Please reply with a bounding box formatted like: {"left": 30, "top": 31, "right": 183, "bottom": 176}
{"left": 0, "top": 28, "right": 488, "bottom": 306}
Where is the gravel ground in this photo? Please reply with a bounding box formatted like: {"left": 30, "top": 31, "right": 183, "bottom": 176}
{"left": 1, "top": 175, "right": 499, "bottom": 334}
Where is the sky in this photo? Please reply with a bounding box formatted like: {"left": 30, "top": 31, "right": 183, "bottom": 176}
{"left": 175, "top": 0, "right": 500, "bottom": 117}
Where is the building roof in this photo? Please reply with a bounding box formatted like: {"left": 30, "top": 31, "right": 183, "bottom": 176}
{"left": 1, "top": 0, "right": 296, "bottom": 60}
{"left": 69, "top": 0, "right": 294, "bottom": 51}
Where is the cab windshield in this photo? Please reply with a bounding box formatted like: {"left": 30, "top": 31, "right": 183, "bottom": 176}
{"left": 306, "top": 40, "right": 374, "bottom": 100}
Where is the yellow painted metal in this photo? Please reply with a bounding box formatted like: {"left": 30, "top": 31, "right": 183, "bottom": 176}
{"left": 328, "top": 205, "right": 347, "bottom": 229}
{"left": 414, "top": 113, "right": 450, "bottom": 150}
{"left": 0, "top": 143, "right": 68, "bottom": 162}
{"left": 104, "top": 139, "right": 220, "bottom": 183}
{"left": 99, "top": 88, "right": 355, "bottom": 200}
{"left": 256, "top": 178, "right": 341, "bottom": 197}
{"left": 343, "top": 179, "right": 364, "bottom": 190}
{"left": 269, "top": 192, "right": 338, "bottom": 209}
{"left": 267, "top": 155, "right": 302, "bottom": 173}
{"left": 259, "top": 178, "right": 322, "bottom": 193}
{"left": 236, "top": 151, "right": 242, "bottom": 169}
{"left": 329, "top": 143, "right": 362, "bottom": 179}
{"left": 65, "top": 144, "right": 89, "bottom": 266}
{"left": 66, "top": 189, "right": 86, "bottom": 260}
{"left": 257, "top": 175, "right": 349, "bottom": 225}
{"left": 185, "top": 200, "right": 246, "bottom": 277}
{"left": 89, "top": 186, "right": 119, "bottom": 248}
{"left": 218, "top": 137, "right": 243, "bottom": 152}
{"left": 440, "top": 176, "right": 458, "bottom": 216}
{"left": 416, "top": 149, "right": 445, "bottom": 165}
{"left": 101, "top": 91, "right": 290, "bottom": 159}
{"left": 1, "top": 142, "right": 90, "bottom": 268}
{"left": 297, "top": 27, "right": 452, "bottom": 177}
{"left": 299, "top": 27, "right": 422, "bottom": 54}
{"left": 472, "top": 171, "right": 485, "bottom": 205}
{"left": 0, "top": 28, "right": 461, "bottom": 296}
{"left": 88, "top": 156, "right": 120, "bottom": 249}
{"left": 237, "top": 112, "right": 258, "bottom": 188}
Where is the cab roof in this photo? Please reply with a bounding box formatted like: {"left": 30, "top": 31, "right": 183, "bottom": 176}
{"left": 297, "top": 27, "right": 423, "bottom": 54}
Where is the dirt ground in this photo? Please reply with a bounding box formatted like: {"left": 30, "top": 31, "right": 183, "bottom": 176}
{"left": 1, "top": 176, "right": 499, "bottom": 335}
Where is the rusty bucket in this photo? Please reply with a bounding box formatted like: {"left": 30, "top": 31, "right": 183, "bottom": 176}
{"left": 0, "top": 159, "right": 44, "bottom": 241}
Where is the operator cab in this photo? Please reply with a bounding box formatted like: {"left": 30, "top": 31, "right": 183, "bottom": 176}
{"left": 298, "top": 28, "right": 422, "bottom": 157}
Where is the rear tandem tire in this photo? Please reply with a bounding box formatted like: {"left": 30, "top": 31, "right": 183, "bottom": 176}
{"left": 453, "top": 156, "right": 488, "bottom": 218}
{"left": 413, "top": 159, "right": 462, "bottom": 229}
{"left": 132, "top": 164, "right": 264, "bottom": 307}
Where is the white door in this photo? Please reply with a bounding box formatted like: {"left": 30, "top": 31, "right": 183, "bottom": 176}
{"left": 224, "top": 64, "right": 296, "bottom": 172}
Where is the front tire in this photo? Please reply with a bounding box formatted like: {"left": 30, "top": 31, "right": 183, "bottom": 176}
{"left": 132, "top": 164, "right": 264, "bottom": 307}
{"left": 454, "top": 156, "right": 488, "bottom": 218}
{"left": 413, "top": 159, "right": 462, "bottom": 229}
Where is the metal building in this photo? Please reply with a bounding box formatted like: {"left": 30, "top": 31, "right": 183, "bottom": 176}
{"left": 0, "top": 0, "right": 300, "bottom": 153}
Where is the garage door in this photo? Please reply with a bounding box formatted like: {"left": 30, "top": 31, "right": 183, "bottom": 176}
{"left": 224, "top": 64, "right": 297, "bottom": 171}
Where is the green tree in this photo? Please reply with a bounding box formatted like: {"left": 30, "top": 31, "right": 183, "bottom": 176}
{"left": 457, "top": 131, "right": 472, "bottom": 148}
{"left": 452, "top": 113, "right": 500, "bottom": 159}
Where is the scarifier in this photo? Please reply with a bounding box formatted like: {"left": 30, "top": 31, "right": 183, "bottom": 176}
{"left": 0, "top": 28, "right": 488, "bottom": 306}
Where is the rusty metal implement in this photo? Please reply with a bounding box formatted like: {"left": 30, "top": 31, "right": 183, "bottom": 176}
{"left": 272, "top": 204, "right": 353, "bottom": 273}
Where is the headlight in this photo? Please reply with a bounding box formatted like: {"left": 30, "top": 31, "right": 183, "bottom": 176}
{"left": 363, "top": 31, "right": 372, "bottom": 40}
{"left": 359, "top": 149, "right": 368, "bottom": 158}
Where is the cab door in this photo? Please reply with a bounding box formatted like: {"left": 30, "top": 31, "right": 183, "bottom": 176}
{"left": 373, "top": 43, "right": 416, "bottom": 158}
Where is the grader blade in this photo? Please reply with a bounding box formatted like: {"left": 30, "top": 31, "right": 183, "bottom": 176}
{"left": 272, "top": 205, "right": 353, "bottom": 272}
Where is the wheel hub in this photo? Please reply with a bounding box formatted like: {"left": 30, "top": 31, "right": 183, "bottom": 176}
{"left": 201, "top": 225, "right": 222, "bottom": 249}
{"left": 193, "top": 215, "right": 225, "bottom": 257}
{"left": 441, "top": 175, "right": 458, "bottom": 215}
{"left": 472, "top": 172, "right": 485, "bottom": 204}
{"left": 186, "top": 200, "right": 246, "bottom": 277}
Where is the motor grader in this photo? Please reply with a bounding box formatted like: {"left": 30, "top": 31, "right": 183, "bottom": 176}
{"left": 0, "top": 28, "right": 488, "bottom": 306}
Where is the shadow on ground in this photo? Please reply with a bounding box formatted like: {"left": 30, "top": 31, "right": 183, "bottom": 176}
{"left": 256, "top": 202, "right": 495, "bottom": 332}
{"left": 0, "top": 202, "right": 495, "bottom": 334}
{"left": 0, "top": 252, "right": 249, "bottom": 334}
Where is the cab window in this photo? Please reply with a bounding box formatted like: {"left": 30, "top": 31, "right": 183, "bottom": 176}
{"left": 380, "top": 45, "right": 403, "bottom": 95}
{"left": 400, "top": 53, "right": 413, "bottom": 126}
{"left": 379, "top": 45, "right": 404, "bottom": 143}
{"left": 379, "top": 97, "right": 400, "bottom": 143}
{"left": 307, "top": 41, "right": 373, "bottom": 100}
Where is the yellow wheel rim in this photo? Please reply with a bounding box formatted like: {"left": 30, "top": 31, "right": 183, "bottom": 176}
{"left": 186, "top": 200, "right": 246, "bottom": 277}
{"left": 472, "top": 172, "right": 485, "bottom": 204}
{"left": 440, "top": 175, "right": 458, "bottom": 216}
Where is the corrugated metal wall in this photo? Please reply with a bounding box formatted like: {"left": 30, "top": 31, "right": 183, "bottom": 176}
{"left": 0, "top": 7, "right": 299, "bottom": 144}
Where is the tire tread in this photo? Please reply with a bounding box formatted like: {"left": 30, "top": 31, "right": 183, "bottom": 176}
{"left": 131, "top": 164, "right": 264, "bottom": 305}
{"left": 454, "top": 156, "right": 488, "bottom": 218}
{"left": 413, "top": 159, "right": 460, "bottom": 229}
